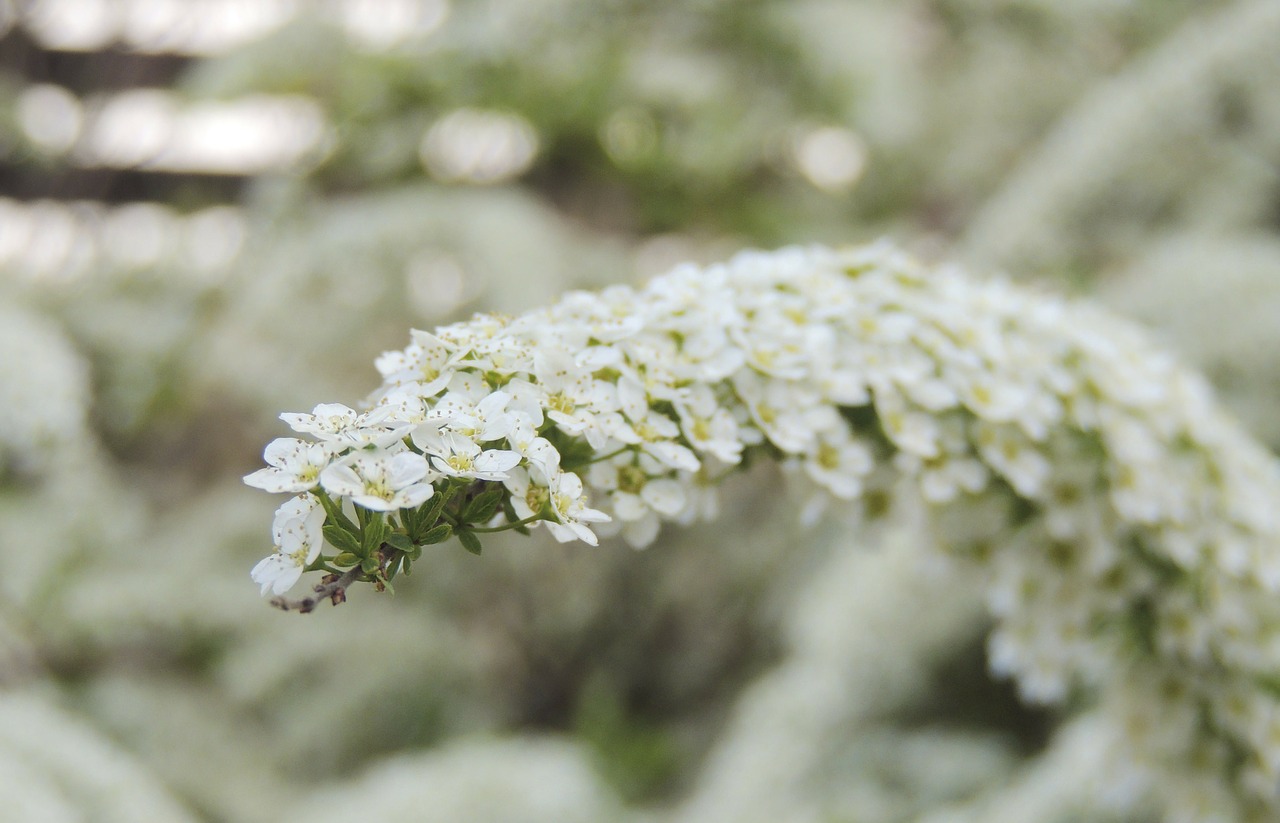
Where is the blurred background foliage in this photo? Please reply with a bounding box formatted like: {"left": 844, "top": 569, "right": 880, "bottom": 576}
{"left": 0, "top": 0, "right": 1278, "bottom": 820}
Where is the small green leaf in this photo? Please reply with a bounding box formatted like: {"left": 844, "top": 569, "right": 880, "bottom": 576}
{"left": 333, "top": 552, "right": 360, "bottom": 567}
{"left": 323, "top": 525, "right": 363, "bottom": 556}
{"left": 399, "top": 506, "right": 419, "bottom": 536}
{"left": 361, "top": 514, "right": 389, "bottom": 554}
{"left": 457, "top": 529, "right": 482, "bottom": 555}
{"left": 315, "top": 491, "right": 358, "bottom": 533}
{"left": 386, "top": 532, "right": 415, "bottom": 552}
{"left": 421, "top": 523, "right": 453, "bottom": 544}
{"left": 462, "top": 486, "right": 505, "bottom": 524}
{"left": 361, "top": 556, "right": 381, "bottom": 574}
{"left": 419, "top": 489, "right": 450, "bottom": 525}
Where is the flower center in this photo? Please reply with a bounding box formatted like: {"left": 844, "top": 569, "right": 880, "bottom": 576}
{"left": 526, "top": 486, "right": 549, "bottom": 513}
{"left": 363, "top": 476, "right": 392, "bottom": 499}
{"left": 618, "top": 465, "right": 646, "bottom": 495}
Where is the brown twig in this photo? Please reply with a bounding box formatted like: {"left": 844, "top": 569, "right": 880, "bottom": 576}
{"left": 269, "top": 566, "right": 363, "bottom": 613}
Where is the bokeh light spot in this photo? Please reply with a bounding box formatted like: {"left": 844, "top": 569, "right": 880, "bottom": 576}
{"left": 420, "top": 109, "right": 539, "bottom": 185}
{"left": 792, "top": 126, "right": 868, "bottom": 193}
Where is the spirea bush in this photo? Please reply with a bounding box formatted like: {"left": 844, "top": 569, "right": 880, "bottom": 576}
{"left": 246, "top": 242, "right": 1280, "bottom": 820}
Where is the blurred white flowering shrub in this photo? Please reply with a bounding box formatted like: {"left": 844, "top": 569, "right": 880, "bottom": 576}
{"left": 0, "top": 299, "right": 90, "bottom": 477}
{"left": 295, "top": 736, "right": 631, "bottom": 823}
{"left": 965, "top": 0, "right": 1280, "bottom": 278}
{"left": 0, "top": 692, "right": 198, "bottom": 823}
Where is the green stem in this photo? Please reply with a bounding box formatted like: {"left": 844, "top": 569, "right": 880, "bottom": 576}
{"left": 468, "top": 514, "right": 544, "bottom": 533}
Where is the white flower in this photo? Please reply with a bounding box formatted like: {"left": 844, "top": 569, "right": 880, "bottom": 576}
{"left": 502, "top": 466, "right": 547, "bottom": 524}
{"left": 281, "top": 402, "right": 410, "bottom": 449}
{"left": 731, "top": 316, "right": 811, "bottom": 380}
{"left": 271, "top": 493, "right": 326, "bottom": 546}
{"left": 500, "top": 378, "right": 547, "bottom": 428}
{"left": 802, "top": 429, "right": 874, "bottom": 500}
{"left": 243, "top": 437, "right": 339, "bottom": 493}
{"left": 952, "top": 368, "right": 1031, "bottom": 426}
{"left": 534, "top": 349, "right": 620, "bottom": 448}
{"left": 518, "top": 437, "right": 561, "bottom": 485}
{"left": 627, "top": 410, "right": 700, "bottom": 473}
{"left": 543, "top": 470, "right": 610, "bottom": 546}
{"left": 375, "top": 329, "right": 458, "bottom": 395}
{"left": 420, "top": 430, "right": 522, "bottom": 482}
{"left": 872, "top": 386, "right": 941, "bottom": 459}
{"left": 972, "top": 420, "right": 1051, "bottom": 499}
{"left": 319, "top": 449, "right": 435, "bottom": 511}
{"left": 424, "top": 389, "right": 519, "bottom": 443}
{"left": 733, "top": 370, "right": 825, "bottom": 455}
{"left": 371, "top": 382, "right": 432, "bottom": 424}
{"left": 251, "top": 495, "right": 326, "bottom": 596}
{"left": 250, "top": 553, "right": 307, "bottom": 597}
{"left": 918, "top": 455, "right": 990, "bottom": 503}
{"left": 674, "top": 384, "right": 743, "bottom": 465}
{"left": 613, "top": 341, "right": 683, "bottom": 408}
{"left": 588, "top": 453, "right": 687, "bottom": 548}
{"left": 548, "top": 287, "right": 646, "bottom": 343}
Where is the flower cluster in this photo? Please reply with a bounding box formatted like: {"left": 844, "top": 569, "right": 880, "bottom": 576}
{"left": 247, "top": 242, "right": 1280, "bottom": 820}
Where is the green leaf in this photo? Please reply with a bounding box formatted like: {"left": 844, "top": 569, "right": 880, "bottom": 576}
{"left": 315, "top": 491, "right": 358, "bottom": 534}
{"left": 421, "top": 523, "right": 453, "bottom": 544}
{"left": 457, "top": 529, "right": 483, "bottom": 555}
{"left": 361, "top": 556, "right": 382, "bottom": 574}
{"left": 361, "top": 513, "right": 389, "bottom": 554}
{"left": 423, "top": 490, "right": 450, "bottom": 521}
{"left": 323, "top": 525, "right": 363, "bottom": 556}
{"left": 385, "top": 532, "right": 415, "bottom": 552}
{"left": 410, "top": 489, "right": 451, "bottom": 540}
{"left": 399, "top": 505, "right": 421, "bottom": 536}
{"left": 462, "top": 486, "right": 505, "bottom": 524}
{"left": 333, "top": 552, "right": 361, "bottom": 567}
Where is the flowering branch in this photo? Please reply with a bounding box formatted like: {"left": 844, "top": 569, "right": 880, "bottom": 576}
{"left": 244, "top": 241, "right": 1280, "bottom": 819}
